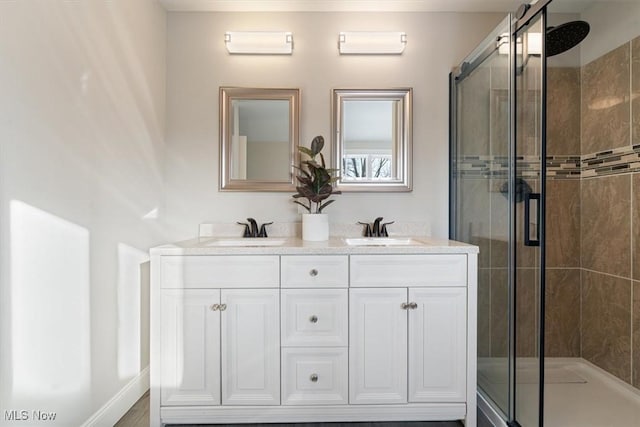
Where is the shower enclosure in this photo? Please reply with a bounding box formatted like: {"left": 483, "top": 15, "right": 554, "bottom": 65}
{"left": 451, "top": 1, "right": 640, "bottom": 426}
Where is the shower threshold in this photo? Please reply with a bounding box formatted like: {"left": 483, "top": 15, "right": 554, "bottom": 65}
{"left": 478, "top": 357, "right": 640, "bottom": 426}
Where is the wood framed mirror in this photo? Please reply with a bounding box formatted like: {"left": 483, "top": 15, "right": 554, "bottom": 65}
{"left": 332, "top": 88, "right": 413, "bottom": 192}
{"left": 220, "top": 87, "right": 300, "bottom": 191}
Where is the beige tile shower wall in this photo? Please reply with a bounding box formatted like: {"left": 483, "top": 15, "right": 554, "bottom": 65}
{"left": 577, "top": 36, "right": 640, "bottom": 389}
{"left": 545, "top": 269, "right": 581, "bottom": 357}
{"left": 580, "top": 175, "right": 631, "bottom": 277}
{"left": 478, "top": 269, "right": 491, "bottom": 358}
{"left": 634, "top": 177, "right": 640, "bottom": 387}
{"left": 634, "top": 45, "right": 640, "bottom": 387}
{"left": 545, "top": 67, "right": 582, "bottom": 357}
{"left": 547, "top": 68, "right": 581, "bottom": 155}
{"left": 546, "top": 180, "right": 580, "bottom": 268}
{"left": 634, "top": 173, "right": 640, "bottom": 282}
{"left": 490, "top": 269, "right": 508, "bottom": 357}
{"left": 582, "top": 270, "right": 632, "bottom": 383}
{"left": 581, "top": 43, "right": 631, "bottom": 155}
{"left": 634, "top": 280, "right": 640, "bottom": 386}
{"left": 516, "top": 268, "right": 538, "bottom": 357}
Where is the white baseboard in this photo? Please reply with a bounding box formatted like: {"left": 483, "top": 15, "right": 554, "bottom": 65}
{"left": 81, "top": 367, "right": 150, "bottom": 427}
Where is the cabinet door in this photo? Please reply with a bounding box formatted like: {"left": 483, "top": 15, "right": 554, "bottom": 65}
{"left": 408, "top": 287, "right": 466, "bottom": 402}
{"left": 161, "top": 290, "right": 220, "bottom": 406}
{"left": 349, "top": 288, "right": 407, "bottom": 404}
{"left": 221, "top": 289, "right": 280, "bottom": 405}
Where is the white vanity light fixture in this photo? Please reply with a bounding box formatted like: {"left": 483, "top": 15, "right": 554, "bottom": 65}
{"left": 225, "top": 31, "right": 293, "bottom": 54}
{"left": 338, "top": 31, "right": 407, "bottom": 55}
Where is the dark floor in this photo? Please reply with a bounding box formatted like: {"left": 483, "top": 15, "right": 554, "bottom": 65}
{"left": 166, "top": 424, "right": 462, "bottom": 427}
{"left": 115, "top": 391, "right": 466, "bottom": 427}
{"left": 167, "top": 424, "right": 462, "bottom": 427}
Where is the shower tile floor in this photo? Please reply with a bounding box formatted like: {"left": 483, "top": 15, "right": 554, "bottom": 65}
{"left": 479, "top": 358, "right": 640, "bottom": 426}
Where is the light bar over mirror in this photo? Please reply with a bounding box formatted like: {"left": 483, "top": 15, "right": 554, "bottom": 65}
{"left": 338, "top": 31, "right": 407, "bottom": 55}
{"left": 225, "top": 31, "right": 293, "bottom": 55}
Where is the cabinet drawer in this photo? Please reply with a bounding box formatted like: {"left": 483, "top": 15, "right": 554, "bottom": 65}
{"left": 161, "top": 255, "right": 279, "bottom": 289}
{"left": 281, "top": 289, "right": 348, "bottom": 347}
{"left": 281, "top": 255, "right": 348, "bottom": 288}
{"left": 282, "top": 347, "right": 348, "bottom": 405}
{"left": 350, "top": 254, "right": 467, "bottom": 287}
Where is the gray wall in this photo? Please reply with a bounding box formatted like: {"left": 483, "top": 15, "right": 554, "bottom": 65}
{"left": 164, "top": 11, "right": 506, "bottom": 240}
{"left": 0, "top": 0, "right": 166, "bottom": 425}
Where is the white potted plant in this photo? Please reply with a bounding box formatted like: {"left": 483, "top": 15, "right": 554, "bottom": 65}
{"left": 292, "top": 136, "right": 341, "bottom": 241}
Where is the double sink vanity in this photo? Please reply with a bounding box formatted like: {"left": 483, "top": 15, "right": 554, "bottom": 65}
{"left": 150, "top": 234, "right": 478, "bottom": 426}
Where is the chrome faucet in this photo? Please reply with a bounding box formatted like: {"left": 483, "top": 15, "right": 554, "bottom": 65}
{"left": 237, "top": 218, "right": 273, "bottom": 237}
{"left": 358, "top": 217, "right": 394, "bottom": 237}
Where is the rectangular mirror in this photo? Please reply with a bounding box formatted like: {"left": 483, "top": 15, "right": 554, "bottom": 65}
{"left": 220, "top": 87, "right": 299, "bottom": 191}
{"left": 332, "top": 88, "right": 412, "bottom": 192}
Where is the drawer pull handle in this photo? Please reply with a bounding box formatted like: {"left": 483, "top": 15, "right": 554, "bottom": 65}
{"left": 310, "top": 374, "right": 318, "bottom": 382}
{"left": 309, "top": 269, "right": 318, "bottom": 277}
{"left": 210, "top": 304, "right": 220, "bottom": 311}
{"left": 309, "top": 315, "right": 318, "bottom": 323}
{"left": 219, "top": 303, "right": 227, "bottom": 311}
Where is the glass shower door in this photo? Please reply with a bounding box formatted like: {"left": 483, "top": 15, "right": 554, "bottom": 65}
{"left": 450, "top": 15, "right": 512, "bottom": 419}
{"left": 513, "top": 11, "right": 546, "bottom": 427}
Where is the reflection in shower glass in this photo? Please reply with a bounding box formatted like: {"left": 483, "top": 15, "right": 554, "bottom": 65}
{"left": 451, "top": 16, "right": 512, "bottom": 417}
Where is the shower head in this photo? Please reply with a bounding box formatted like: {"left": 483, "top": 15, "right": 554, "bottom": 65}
{"left": 546, "top": 21, "right": 590, "bottom": 57}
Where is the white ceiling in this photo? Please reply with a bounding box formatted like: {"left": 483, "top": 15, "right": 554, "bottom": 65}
{"left": 158, "top": 0, "right": 526, "bottom": 13}
{"left": 158, "top": 0, "right": 640, "bottom": 16}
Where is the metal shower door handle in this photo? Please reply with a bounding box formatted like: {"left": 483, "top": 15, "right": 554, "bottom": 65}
{"left": 524, "top": 192, "right": 540, "bottom": 247}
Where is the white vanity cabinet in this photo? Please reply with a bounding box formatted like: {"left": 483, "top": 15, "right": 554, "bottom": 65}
{"left": 280, "top": 255, "right": 349, "bottom": 406}
{"left": 221, "top": 289, "right": 280, "bottom": 405}
{"left": 408, "top": 287, "right": 467, "bottom": 403}
{"left": 160, "top": 288, "right": 281, "bottom": 406}
{"left": 349, "top": 288, "right": 409, "bottom": 404}
{"left": 349, "top": 255, "right": 468, "bottom": 405}
{"left": 160, "top": 289, "right": 221, "bottom": 407}
{"left": 157, "top": 255, "right": 280, "bottom": 412}
{"left": 150, "top": 243, "right": 477, "bottom": 427}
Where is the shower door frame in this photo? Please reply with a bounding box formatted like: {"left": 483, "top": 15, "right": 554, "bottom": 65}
{"left": 511, "top": 8, "right": 548, "bottom": 427}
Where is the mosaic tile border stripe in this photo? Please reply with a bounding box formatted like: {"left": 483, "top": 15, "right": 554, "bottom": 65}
{"left": 545, "top": 155, "right": 581, "bottom": 179}
{"left": 456, "top": 155, "right": 559, "bottom": 179}
{"left": 582, "top": 145, "right": 640, "bottom": 178}
{"left": 455, "top": 145, "right": 640, "bottom": 179}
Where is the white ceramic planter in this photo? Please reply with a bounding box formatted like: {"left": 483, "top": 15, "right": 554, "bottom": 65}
{"left": 302, "top": 213, "right": 329, "bottom": 241}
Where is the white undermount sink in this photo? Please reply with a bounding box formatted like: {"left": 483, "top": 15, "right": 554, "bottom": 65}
{"left": 205, "top": 238, "right": 287, "bottom": 247}
{"left": 343, "top": 237, "right": 423, "bottom": 246}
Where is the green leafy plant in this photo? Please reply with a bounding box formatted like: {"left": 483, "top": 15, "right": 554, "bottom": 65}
{"left": 292, "top": 135, "right": 341, "bottom": 213}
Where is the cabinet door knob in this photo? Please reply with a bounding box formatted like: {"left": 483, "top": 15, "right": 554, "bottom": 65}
{"left": 309, "top": 315, "right": 318, "bottom": 323}
{"left": 310, "top": 373, "right": 318, "bottom": 382}
{"left": 210, "top": 304, "right": 220, "bottom": 311}
{"left": 409, "top": 302, "right": 418, "bottom": 309}
{"left": 401, "top": 302, "right": 409, "bottom": 310}
{"left": 219, "top": 303, "right": 227, "bottom": 311}
{"left": 309, "top": 268, "right": 318, "bottom": 277}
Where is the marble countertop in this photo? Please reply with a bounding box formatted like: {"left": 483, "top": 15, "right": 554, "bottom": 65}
{"left": 150, "top": 236, "right": 479, "bottom": 256}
